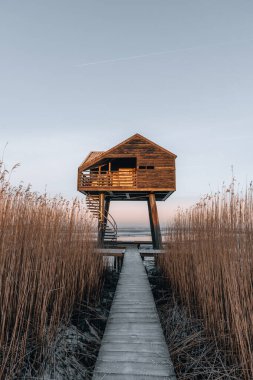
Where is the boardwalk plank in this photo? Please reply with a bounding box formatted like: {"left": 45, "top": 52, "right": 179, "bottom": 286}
{"left": 92, "top": 246, "right": 175, "bottom": 380}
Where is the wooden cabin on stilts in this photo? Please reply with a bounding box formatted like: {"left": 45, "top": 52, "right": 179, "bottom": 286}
{"left": 77, "top": 133, "right": 176, "bottom": 249}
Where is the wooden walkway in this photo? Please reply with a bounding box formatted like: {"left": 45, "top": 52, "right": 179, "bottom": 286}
{"left": 93, "top": 246, "right": 176, "bottom": 380}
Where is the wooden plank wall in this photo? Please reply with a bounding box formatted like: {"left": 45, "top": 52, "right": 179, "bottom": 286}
{"left": 106, "top": 136, "right": 176, "bottom": 190}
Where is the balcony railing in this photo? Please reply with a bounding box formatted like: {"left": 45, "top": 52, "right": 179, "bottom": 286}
{"left": 80, "top": 169, "right": 137, "bottom": 188}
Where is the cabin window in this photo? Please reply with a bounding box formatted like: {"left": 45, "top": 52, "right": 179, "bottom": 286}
{"left": 110, "top": 157, "right": 136, "bottom": 170}
{"left": 138, "top": 165, "right": 155, "bottom": 170}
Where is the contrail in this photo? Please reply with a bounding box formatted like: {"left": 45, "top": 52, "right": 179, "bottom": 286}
{"left": 75, "top": 38, "right": 253, "bottom": 68}
{"left": 75, "top": 49, "right": 180, "bottom": 67}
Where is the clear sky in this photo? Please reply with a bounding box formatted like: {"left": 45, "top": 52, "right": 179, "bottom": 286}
{"left": 1, "top": 1, "right": 253, "bottom": 227}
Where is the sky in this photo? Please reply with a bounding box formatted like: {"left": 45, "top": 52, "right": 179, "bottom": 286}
{"left": 0, "top": 0, "right": 253, "bottom": 227}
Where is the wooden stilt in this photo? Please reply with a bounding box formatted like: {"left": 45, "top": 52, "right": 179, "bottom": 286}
{"left": 101, "top": 198, "right": 110, "bottom": 241}
{"left": 104, "top": 198, "right": 110, "bottom": 224}
{"left": 147, "top": 193, "right": 162, "bottom": 249}
{"left": 98, "top": 193, "right": 105, "bottom": 246}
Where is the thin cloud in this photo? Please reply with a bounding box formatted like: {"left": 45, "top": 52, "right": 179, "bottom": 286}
{"left": 75, "top": 38, "right": 253, "bottom": 67}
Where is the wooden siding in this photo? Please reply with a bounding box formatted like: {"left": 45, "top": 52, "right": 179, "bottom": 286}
{"left": 137, "top": 168, "right": 175, "bottom": 189}
{"left": 107, "top": 136, "right": 174, "bottom": 157}
{"left": 78, "top": 135, "right": 176, "bottom": 192}
{"left": 106, "top": 136, "right": 176, "bottom": 190}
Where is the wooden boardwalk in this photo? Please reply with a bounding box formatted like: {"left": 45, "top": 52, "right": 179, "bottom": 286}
{"left": 93, "top": 246, "right": 176, "bottom": 380}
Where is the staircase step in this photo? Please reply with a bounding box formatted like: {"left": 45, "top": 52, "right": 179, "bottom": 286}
{"left": 86, "top": 195, "right": 118, "bottom": 242}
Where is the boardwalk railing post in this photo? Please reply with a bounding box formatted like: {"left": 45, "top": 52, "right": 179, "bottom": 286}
{"left": 148, "top": 193, "right": 162, "bottom": 249}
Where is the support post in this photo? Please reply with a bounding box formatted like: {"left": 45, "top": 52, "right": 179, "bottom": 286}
{"left": 101, "top": 198, "right": 110, "bottom": 241}
{"left": 147, "top": 193, "right": 162, "bottom": 249}
{"left": 98, "top": 193, "right": 105, "bottom": 246}
{"left": 108, "top": 161, "right": 112, "bottom": 186}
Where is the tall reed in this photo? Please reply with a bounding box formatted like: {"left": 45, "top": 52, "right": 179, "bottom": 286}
{"left": 0, "top": 162, "right": 104, "bottom": 379}
{"left": 160, "top": 180, "right": 253, "bottom": 378}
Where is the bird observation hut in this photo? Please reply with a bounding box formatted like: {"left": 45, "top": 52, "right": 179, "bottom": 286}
{"left": 77, "top": 133, "right": 176, "bottom": 248}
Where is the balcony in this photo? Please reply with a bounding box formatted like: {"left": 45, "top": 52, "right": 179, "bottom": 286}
{"left": 80, "top": 169, "right": 137, "bottom": 189}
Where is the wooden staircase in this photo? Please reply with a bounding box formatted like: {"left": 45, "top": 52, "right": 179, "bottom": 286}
{"left": 86, "top": 195, "right": 117, "bottom": 243}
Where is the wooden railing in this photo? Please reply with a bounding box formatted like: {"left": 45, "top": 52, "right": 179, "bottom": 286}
{"left": 80, "top": 169, "right": 137, "bottom": 188}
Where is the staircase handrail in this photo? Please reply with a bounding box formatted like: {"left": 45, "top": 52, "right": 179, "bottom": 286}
{"left": 104, "top": 212, "right": 118, "bottom": 238}
{"left": 86, "top": 195, "right": 118, "bottom": 240}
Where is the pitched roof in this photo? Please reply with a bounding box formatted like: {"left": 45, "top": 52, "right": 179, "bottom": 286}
{"left": 80, "top": 151, "right": 104, "bottom": 167}
{"left": 79, "top": 133, "right": 177, "bottom": 170}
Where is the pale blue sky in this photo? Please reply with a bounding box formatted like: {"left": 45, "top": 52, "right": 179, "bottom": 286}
{"left": 0, "top": 1, "right": 253, "bottom": 226}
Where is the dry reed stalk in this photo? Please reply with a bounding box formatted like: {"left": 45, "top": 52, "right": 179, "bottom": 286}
{"left": 159, "top": 180, "right": 253, "bottom": 379}
{"left": 0, "top": 162, "right": 104, "bottom": 379}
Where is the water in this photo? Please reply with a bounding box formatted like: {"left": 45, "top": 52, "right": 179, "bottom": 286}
{"left": 117, "top": 226, "right": 167, "bottom": 242}
{"left": 105, "top": 227, "right": 167, "bottom": 271}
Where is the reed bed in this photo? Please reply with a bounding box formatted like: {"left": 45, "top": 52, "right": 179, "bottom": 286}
{"left": 160, "top": 180, "right": 253, "bottom": 379}
{"left": 0, "top": 162, "right": 104, "bottom": 379}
